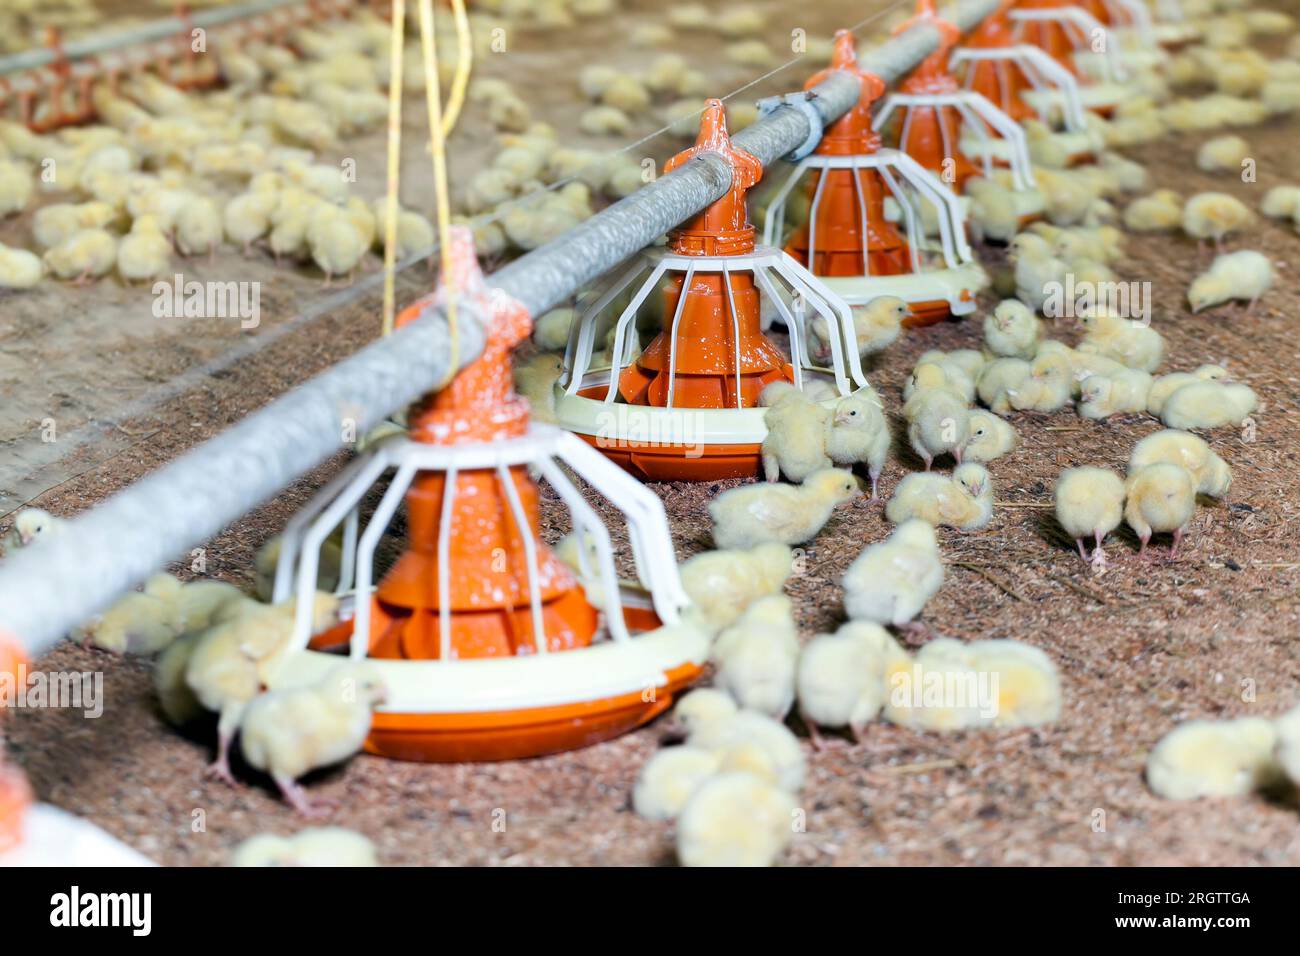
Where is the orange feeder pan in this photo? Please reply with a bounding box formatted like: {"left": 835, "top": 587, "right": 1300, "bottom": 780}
{"left": 555, "top": 101, "right": 875, "bottom": 481}
{"left": 0, "top": 635, "right": 29, "bottom": 853}
{"left": 761, "top": 32, "right": 987, "bottom": 329}
{"left": 268, "top": 227, "right": 709, "bottom": 762}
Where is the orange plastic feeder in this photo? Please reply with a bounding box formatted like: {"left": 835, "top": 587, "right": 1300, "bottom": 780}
{"left": 266, "top": 227, "right": 709, "bottom": 762}
{"left": 1008, "top": 0, "right": 1131, "bottom": 115}
{"left": 555, "top": 100, "right": 874, "bottom": 481}
{"left": 0, "top": 634, "right": 30, "bottom": 854}
{"left": 962, "top": 0, "right": 1036, "bottom": 122}
{"left": 761, "top": 32, "right": 988, "bottom": 327}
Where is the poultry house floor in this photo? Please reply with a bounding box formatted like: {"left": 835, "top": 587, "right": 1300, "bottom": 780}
{"left": 6, "top": 1, "right": 1300, "bottom": 865}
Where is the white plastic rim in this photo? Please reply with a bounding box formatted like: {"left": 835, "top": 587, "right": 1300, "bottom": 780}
{"left": 819, "top": 261, "right": 987, "bottom": 315}
{"left": 950, "top": 43, "right": 1089, "bottom": 131}
{"left": 1008, "top": 6, "right": 1130, "bottom": 81}
{"left": 271, "top": 425, "right": 694, "bottom": 669}
{"left": 1022, "top": 81, "right": 1126, "bottom": 113}
{"left": 269, "top": 613, "right": 713, "bottom": 714}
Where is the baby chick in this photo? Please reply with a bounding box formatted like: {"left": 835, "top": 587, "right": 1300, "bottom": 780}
{"left": 231, "top": 826, "right": 378, "bottom": 866}
{"left": 1195, "top": 134, "right": 1250, "bottom": 173}
{"left": 239, "top": 662, "right": 387, "bottom": 817}
{"left": 983, "top": 299, "right": 1042, "bottom": 359}
{"left": 1077, "top": 368, "right": 1153, "bottom": 419}
{"left": 1275, "top": 704, "right": 1300, "bottom": 787}
{"left": 1129, "top": 429, "right": 1232, "bottom": 499}
{"left": 44, "top": 228, "right": 117, "bottom": 284}
{"left": 675, "top": 771, "right": 796, "bottom": 867}
{"left": 710, "top": 595, "right": 800, "bottom": 719}
{"left": 1187, "top": 250, "right": 1274, "bottom": 313}
{"left": 4, "top": 507, "right": 64, "bottom": 550}
{"left": 1146, "top": 718, "right": 1281, "bottom": 800}
{"left": 797, "top": 621, "right": 910, "bottom": 747}
{"left": 1161, "top": 380, "right": 1258, "bottom": 430}
{"left": 976, "top": 358, "right": 1031, "bottom": 414}
{"left": 842, "top": 519, "right": 944, "bottom": 633}
{"left": 1147, "top": 365, "right": 1230, "bottom": 415}
{"left": 513, "top": 352, "right": 563, "bottom": 424}
{"left": 665, "top": 687, "right": 739, "bottom": 739}
{"left": 253, "top": 532, "right": 343, "bottom": 602}
{"left": 1077, "top": 310, "right": 1165, "bottom": 372}
{"left": 632, "top": 746, "right": 721, "bottom": 820}
{"left": 154, "top": 631, "right": 204, "bottom": 726}
{"left": 760, "top": 387, "right": 832, "bottom": 483}
{"left": 1122, "top": 189, "right": 1182, "bottom": 232}
{"left": 809, "top": 296, "right": 910, "bottom": 360}
{"left": 963, "top": 410, "right": 1017, "bottom": 463}
{"left": 1054, "top": 466, "right": 1125, "bottom": 569}
{"left": 0, "top": 243, "right": 43, "bottom": 290}
{"left": 903, "top": 387, "right": 970, "bottom": 470}
{"left": 708, "top": 468, "right": 860, "bottom": 549}
{"left": 308, "top": 204, "right": 366, "bottom": 287}
{"left": 903, "top": 360, "right": 975, "bottom": 404}
{"left": 679, "top": 542, "right": 793, "bottom": 631}
{"left": 1007, "top": 233, "right": 1067, "bottom": 311}
{"left": 1260, "top": 184, "right": 1300, "bottom": 220}
{"left": 175, "top": 197, "right": 222, "bottom": 261}
{"left": 824, "top": 392, "right": 890, "bottom": 500}
{"left": 1182, "top": 191, "right": 1254, "bottom": 252}
{"left": 73, "top": 573, "right": 184, "bottom": 655}
{"left": 1124, "top": 463, "right": 1197, "bottom": 558}
{"left": 116, "top": 215, "right": 172, "bottom": 284}
{"left": 885, "top": 464, "right": 994, "bottom": 531}
{"left": 1006, "top": 361, "right": 1073, "bottom": 413}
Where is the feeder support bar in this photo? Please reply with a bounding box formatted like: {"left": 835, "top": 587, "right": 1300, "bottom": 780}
{"left": 0, "top": 0, "right": 1003, "bottom": 655}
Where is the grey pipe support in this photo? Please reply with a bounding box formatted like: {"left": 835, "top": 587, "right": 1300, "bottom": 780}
{"left": 0, "top": 0, "right": 1003, "bottom": 654}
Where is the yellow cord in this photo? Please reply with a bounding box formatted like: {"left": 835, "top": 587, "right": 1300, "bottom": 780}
{"left": 418, "top": 0, "right": 460, "bottom": 387}
{"left": 380, "top": 0, "right": 406, "bottom": 338}
{"left": 442, "top": 0, "right": 472, "bottom": 137}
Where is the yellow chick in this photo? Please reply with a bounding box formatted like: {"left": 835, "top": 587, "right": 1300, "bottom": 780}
{"left": 686, "top": 710, "right": 806, "bottom": 792}
{"left": 370, "top": 199, "right": 435, "bottom": 267}
{"left": 1077, "top": 310, "right": 1165, "bottom": 372}
{"left": 759, "top": 386, "right": 832, "bottom": 484}
{"left": 224, "top": 189, "right": 277, "bottom": 256}
{"left": 253, "top": 529, "right": 344, "bottom": 603}
{"left": 175, "top": 197, "right": 223, "bottom": 261}
{"left": 808, "top": 295, "right": 910, "bottom": 360}
{"left": 796, "top": 621, "right": 910, "bottom": 746}
{"left": 43, "top": 228, "right": 116, "bottom": 283}
{"left": 725, "top": 39, "right": 776, "bottom": 68}
{"left": 1006, "top": 361, "right": 1073, "bottom": 413}
{"left": 1275, "top": 704, "right": 1300, "bottom": 787}
{"left": 175, "top": 579, "right": 249, "bottom": 634}
{"left": 1161, "top": 380, "right": 1258, "bottom": 430}
{"left": 824, "top": 392, "right": 890, "bottom": 499}
{"left": 1182, "top": 191, "right": 1254, "bottom": 252}
{"left": 710, "top": 595, "right": 800, "bottom": 719}
{"left": 1129, "top": 429, "right": 1232, "bottom": 498}
{"left": 1146, "top": 365, "right": 1230, "bottom": 415}
{"left": 0, "top": 243, "right": 43, "bottom": 291}
{"left": 918, "top": 348, "right": 986, "bottom": 383}
{"left": 963, "top": 409, "right": 1017, "bottom": 463}
{"left": 903, "top": 359, "right": 975, "bottom": 404}
{"left": 32, "top": 201, "right": 116, "bottom": 250}
{"left": 1007, "top": 232, "right": 1067, "bottom": 310}
{"left": 1187, "top": 250, "right": 1274, "bottom": 313}
{"left": 239, "top": 661, "right": 387, "bottom": 817}
{"left": 0, "top": 158, "right": 33, "bottom": 217}
{"left": 73, "top": 573, "right": 184, "bottom": 655}
{"left": 1054, "top": 466, "right": 1125, "bottom": 568}
{"left": 1122, "top": 189, "right": 1183, "bottom": 232}
{"left": 842, "top": 519, "right": 943, "bottom": 631}
{"left": 665, "top": 687, "right": 739, "bottom": 739}
{"left": 976, "top": 358, "right": 1031, "bottom": 414}
{"left": 4, "top": 507, "right": 64, "bottom": 550}
{"left": 676, "top": 772, "right": 796, "bottom": 867}
{"left": 903, "top": 387, "right": 970, "bottom": 470}
{"left": 632, "top": 746, "right": 721, "bottom": 821}
{"left": 116, "top": 215, "right": 172, "bottom": 284}
{"left": 1146, "top": 718, "right": 1281, "bottom": 800}
{"left": 231, "top": 826, "right": 378, "bottom": 867}
{"left": 679, "top": 542, "right": 793, "bottom": 631}
{"left": 983, "top": 299, "right": 1042, "bottom": 360}
{"left": 965, "top": 176, "right": 1020, "bottom": 242}
{"left": 1077, "top": 368, "right": 1153, "bottom": 419}
{"left": 1124, "top": 463, "right": 1197, "bottom": 558}
{"left": 708, "top": 468, "right": 860, "bottom": 549}
{"left": 513, "top": 352, "right": 563, "bottom": 424}
{"left": 885, "top": 464, "right": 994, "bottom": 531}
{"left": 1259, "top": 184, "right": 1300, "bottom": 220}
{"left": 1195, "top": 134, "right": 1250, "bottom": 173}
{"left": 153, "top": 631, "right": 204, "bottom": 726}
{"left": 308, "top": 204, "right": 366, "bottom": 287}
{"left": 185, "top": 593, "right": 341, "bottom": 785}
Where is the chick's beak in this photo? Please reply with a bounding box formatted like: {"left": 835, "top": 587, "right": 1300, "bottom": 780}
{"left": 18, "top": 532, "right": 32, "bottom": 545}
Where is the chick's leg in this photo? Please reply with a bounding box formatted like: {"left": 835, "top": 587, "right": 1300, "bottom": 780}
{"left": 205, "top": 705, "right": 244, "bottom": 787}
{"left": 1076, "top": 538, "right": 1088, "bottom": 562}
{"left": 1090, "top": 530, "right": 1108, "bottom": 572}
{"left": 869, "top": 466, "right": 882, "bottom": 503}
{"left": 1169, "top": 527, "right": 1183, "bottom": 559}
{"left": 762, "top": 451, "right": 780, "bottom": 483}
{"left": 802, "top": 711, "right": 827, "bottom": 752}
{"left": 275, "top": 775, "right": 335, "bottom": 819}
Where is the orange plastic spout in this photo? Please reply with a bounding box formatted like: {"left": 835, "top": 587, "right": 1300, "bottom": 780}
{"left": 964, "top": 0, "right": 1036, "bottom": 121}
{"left": 783, "top": 30, "right": 911, "bottom": 278}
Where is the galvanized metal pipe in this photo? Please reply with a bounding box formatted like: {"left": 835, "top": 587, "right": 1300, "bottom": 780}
{"left": 0, "top": 0, "right": 1002, "bottom": 653}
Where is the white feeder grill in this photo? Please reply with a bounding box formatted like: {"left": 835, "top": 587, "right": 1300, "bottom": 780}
{"left": 762, "top": 147, "right": 984, "bottom": 316}
{"left": 1010, "top": 6, "right": 1130, "bottom": 113}
{"left": 950, "top": 44, "right": 1091, "bottom": 132}
{"left": 556, "top": 245, "right": 872, "bottom": 447}
{"left": 874, "top": 89, "right": 1045, "bottom": 222}
{"left": 266, "top": 426, "right": 708, "bottom": 716}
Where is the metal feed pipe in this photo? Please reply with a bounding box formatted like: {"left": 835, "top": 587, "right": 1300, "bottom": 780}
{"left": 0, "top": 0, "right": 1004, "bottom": 653}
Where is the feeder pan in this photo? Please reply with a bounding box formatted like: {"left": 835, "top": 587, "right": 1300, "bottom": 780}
{"left": 951, "top": 1, "right": 1102, "bottom": 165}
{"left": 555, "top": 99, "right": 872, "bottom": 482}
{"left": 0, "top": 633, "right": 26, "bottom": 855}
{"left": 267, "top": 227, "right": 708, "bottom": 763}
{"left": 1010, "top": 2, "right": 1130, "bottom": 115}
{"left": 762, "top": 32, "right": 986, "bottom": 328}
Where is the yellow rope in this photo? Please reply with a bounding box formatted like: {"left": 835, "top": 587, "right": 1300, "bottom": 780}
{"left": 380, "top": 0, "right": 406, "bottom": 337}
{"left": 442, "top": 0, "right": 472, "bottom": 137}
{"left": 418, "top": 0, "right": 460, "bottom": 388}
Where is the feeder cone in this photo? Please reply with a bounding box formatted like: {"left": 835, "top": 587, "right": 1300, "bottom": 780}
{"left": 893, "top": 0, "right": 980, "bottom": 188}
{"left": 784, "top": 31, "right": 911, "bottom": 278}
{"left": 0, "top": 633, "right": 30, "bottom": 854}
{"left": 964, "top": 0, "right": 1037, "bottom": 122}
{"left": 370, "top": 228, "right": 599, "bottom": 661}
{"left": 618, "top": 100, "right": 792, "bottom": 410}
{"left": 1016, "top": 0, "right": 1082, "bottom": 72}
